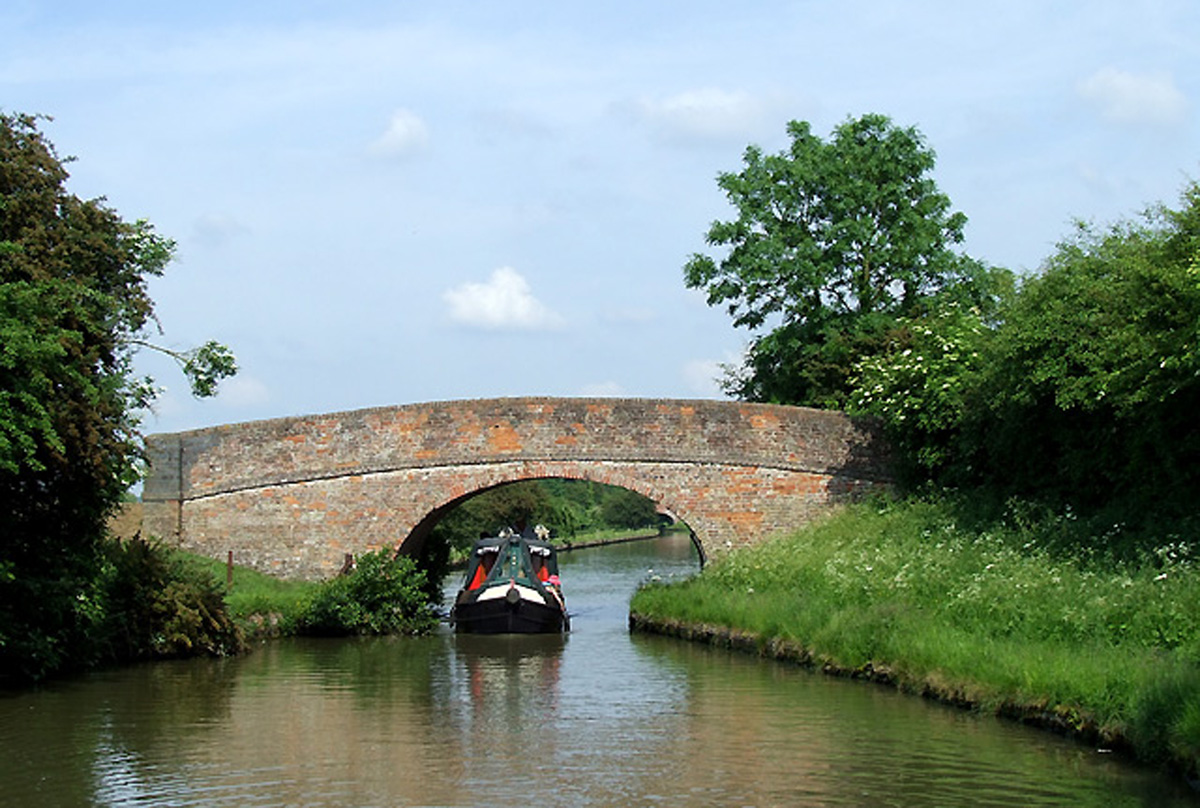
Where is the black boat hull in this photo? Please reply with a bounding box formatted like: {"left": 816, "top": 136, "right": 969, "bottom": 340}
{"left": 453, "top": 591, "right": 568, "bottom": 634}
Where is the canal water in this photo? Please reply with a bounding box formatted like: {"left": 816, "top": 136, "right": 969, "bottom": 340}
{"left": 1, "top": 534, "right": 1195, "bottom": 807}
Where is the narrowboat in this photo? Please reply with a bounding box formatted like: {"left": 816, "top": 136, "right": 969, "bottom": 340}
{"left": 451, "top": 528, "right": 569, "bottom": 634}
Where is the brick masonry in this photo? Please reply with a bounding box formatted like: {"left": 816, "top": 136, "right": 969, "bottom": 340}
{"left": 143, "top": 397, "right": 892, "bottom": 579}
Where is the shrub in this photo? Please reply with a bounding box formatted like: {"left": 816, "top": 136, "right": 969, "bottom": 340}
{"left": 297, "top": 550, "right": 438, "bottom": 636}
{"left": 94, "top": 537, "right": 245, "bottom": 662}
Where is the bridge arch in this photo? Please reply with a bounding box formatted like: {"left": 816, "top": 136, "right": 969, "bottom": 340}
{"left": 398, "top": 465, "right": 707, "bottom": 565}
{"left": 142, "top": 397, "right": 890, "bottom": 579}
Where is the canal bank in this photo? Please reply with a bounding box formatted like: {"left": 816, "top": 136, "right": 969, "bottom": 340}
{"left": 627, "top": 500, "right": 1200, "bottom": 789}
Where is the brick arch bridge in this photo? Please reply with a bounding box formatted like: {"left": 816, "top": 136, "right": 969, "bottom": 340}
{"left": 142, "top": 397, "right": 891, "bottom": 579}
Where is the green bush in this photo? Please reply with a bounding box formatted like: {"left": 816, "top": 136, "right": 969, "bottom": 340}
{"left": 297, "top": 550, "right": 438, "bottom": 636}
{"left": 852, "top": 180, "right": 1200, "bottom": 525}
{"left": 94, "top": 537, "right": 245, "bottom": 662}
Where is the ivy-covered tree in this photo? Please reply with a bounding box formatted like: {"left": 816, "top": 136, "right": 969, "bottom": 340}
{"left": 0, "top": 112, "right": 236, "bottom": 682}
{"left": 685, "top": 114, "right": 974, "bottom": 407}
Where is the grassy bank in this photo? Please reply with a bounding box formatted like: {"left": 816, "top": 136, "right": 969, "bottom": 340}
{"left": 180, "top": 553, "right": 314, "bottom": 635}
{"left": 179, "top": 549, "right": 437, "bottom": 638}
{"left": 629, "top": 498, "right": 1200, "bottom": 778}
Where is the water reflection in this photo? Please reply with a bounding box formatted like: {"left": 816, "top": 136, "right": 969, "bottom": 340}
{"left": 0, "top": 535, "right": 1195, "bottom": 807}
{"left": 622, "top": 634, "right": 1172, "bottom": 806}
{"left": 450, "top": 633, "right": 565, "bottom": 722}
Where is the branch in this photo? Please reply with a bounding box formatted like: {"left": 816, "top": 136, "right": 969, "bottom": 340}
{"left": 129, "top": 338, "right": 238, "bottom": 398}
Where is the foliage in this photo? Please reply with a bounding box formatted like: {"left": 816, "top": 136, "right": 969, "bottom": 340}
{"left": 850, "top": 302, "right": 991, "bottom": 478}
{"left": 297, "top": 550, "right": 438, "bottom": 637}
{"left": 94, "top": 537, "right": 245, "bottom": 661}
{"left": 432, "top": 480, "right": 553, "bottom": 545}
{"left": 958, "top": 183, "right": 1200, "bottom": 513}
{"left": 631, "top": 497, "right": 1200, "bottom": 773}
{"left": 723, "top": 309, "right": 901, "bottom": 408}
{"left": 429, "top": 478, "right": 662, "bottom": 558}
{"left": 599, "top": 485, "right": 662, "bottom": 529}
{"left": 850, "top": 179, "right": 1200, "bottom": 528}
{"left": 685, "top": 114, "right": 973, "bottom": 407}
{"left": 0, "top": 112, "right": 236, "bottom": 683}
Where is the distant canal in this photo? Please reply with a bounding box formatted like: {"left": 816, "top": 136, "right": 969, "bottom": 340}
{"left": 1, "top": 534, "right": 1194, "bottom": 807}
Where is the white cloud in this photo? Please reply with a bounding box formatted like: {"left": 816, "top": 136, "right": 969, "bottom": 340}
{"left": 625, "top": 88, "right": 773, "bottom": 144}
{"left": 191, "top": 212, "right": 250, "bottom": 249}
{"left": 443, "top": 266, "right": 565, "bottom": 331}
{"left": 1078, "top": 68, "right": 1188, "bottom": 126}
{"left": 369, "top": 108, "right": 430, "bottom": 157}
{"left": 602, "top": 307, "right": 655, "bottom": 325}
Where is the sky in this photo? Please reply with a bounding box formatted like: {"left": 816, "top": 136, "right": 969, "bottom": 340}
{"left": 3, "top": 1, "right": 1198, "bottom": 436}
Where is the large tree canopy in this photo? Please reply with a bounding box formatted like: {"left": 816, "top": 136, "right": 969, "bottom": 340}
{"left": 685, "top": 114, "right": 972, "bottom": 407}
{"left": 1, "top": 112, "right": 235, "bottom": 681}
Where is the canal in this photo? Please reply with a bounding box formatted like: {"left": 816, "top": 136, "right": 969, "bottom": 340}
{"left": 0, "top": 534, "right": 1194, "bottom": 806}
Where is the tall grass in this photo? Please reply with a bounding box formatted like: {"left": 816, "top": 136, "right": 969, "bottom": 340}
{"left": 630, "top": 498, "right": 1200, "bottom": 775}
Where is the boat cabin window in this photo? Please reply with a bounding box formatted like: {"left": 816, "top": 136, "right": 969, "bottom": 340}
{"left": 468, "top": 547, "right": 500, "bottom": 590}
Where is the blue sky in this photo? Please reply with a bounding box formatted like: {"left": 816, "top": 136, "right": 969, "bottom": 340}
{"left": 3, "top": 1, "right": 1197, "bottom": 435}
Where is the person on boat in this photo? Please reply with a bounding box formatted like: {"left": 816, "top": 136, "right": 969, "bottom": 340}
{"left": 531, "top": 552, "right": 549, "bottom": 582}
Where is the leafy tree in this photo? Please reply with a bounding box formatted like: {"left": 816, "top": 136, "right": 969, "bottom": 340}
{"left": 685, "top": 114, "right": 972, "bottom": 407}
{"left": 959, "top": 181, "right": 1200, "bottom": 514}
{"left": 599, "top": 486, "right": 661, "bottom": 530}
{"left": 849, "top": 264, "right": 1014, "bottom": 480}
{"left": 430, "top": 480, "right": 554, "bottom": 550}
{"left": 851, "top": 302, "right": 990, "bottom": 478}
{"left": 0, "top": 112, "right": 236, "bottom": 682}
{"left": 428, "top": 478, "right": 665, "bottom": 560}
{"left": 856, "top": 177, "right": 1200, "bottom": 528}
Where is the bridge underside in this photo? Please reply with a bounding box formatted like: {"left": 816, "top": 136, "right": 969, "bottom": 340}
{"left": 145, "top": 458, "right": 877, "bottom": 580}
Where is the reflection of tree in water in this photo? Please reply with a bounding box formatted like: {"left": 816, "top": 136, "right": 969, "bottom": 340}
{"left": 110, "top": 653, "right": 242, "bottom": 731}
{"left": 93, "top": 657, "right": 241, "bottom": 803}
{"left": 0, "top": 654, "right": 242, "bottom": 805}
{"left": 280, "top": 635, "right": 444, "bottom": 712}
